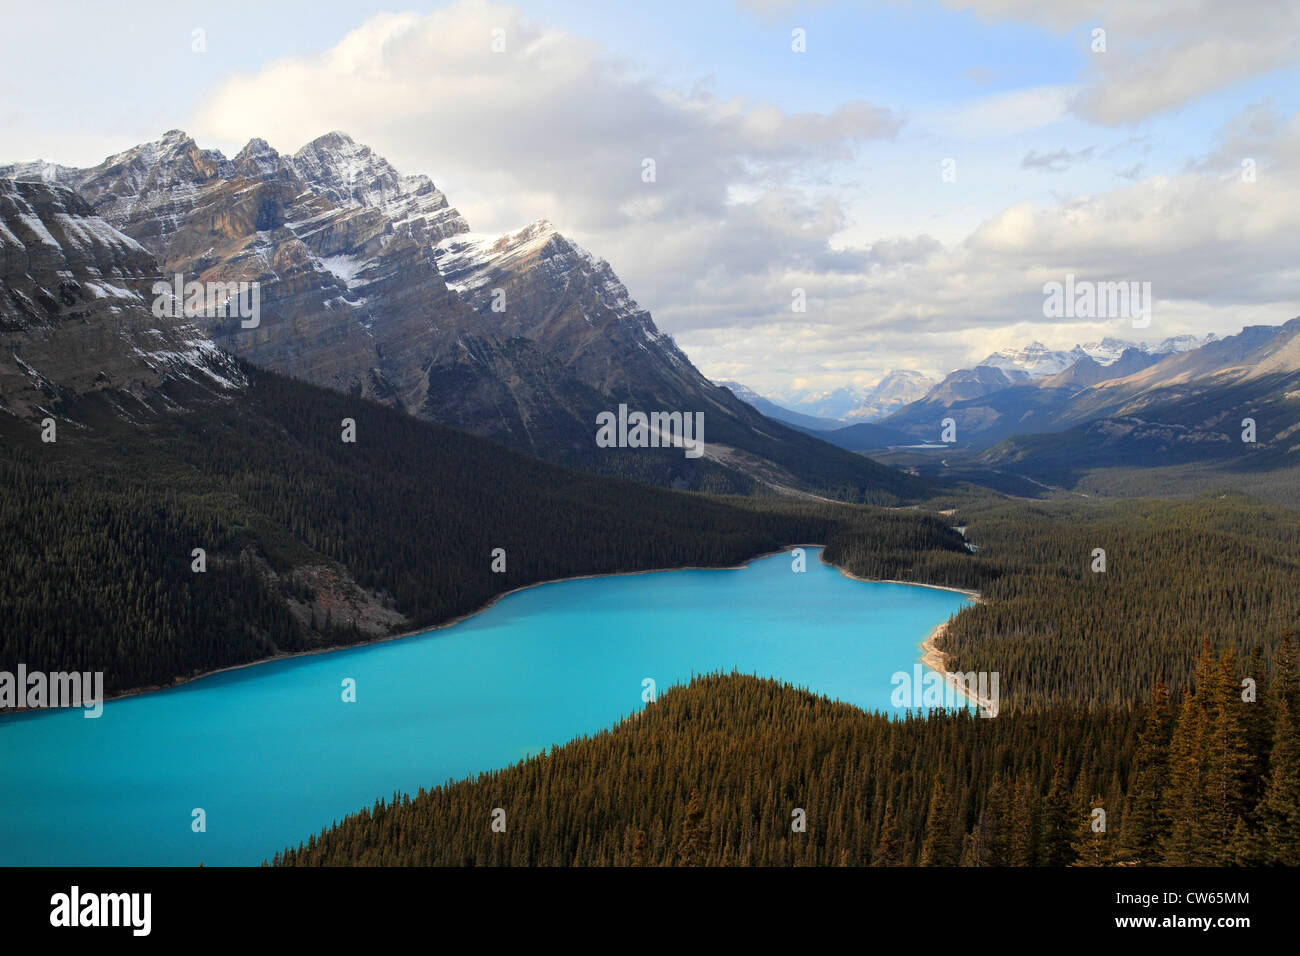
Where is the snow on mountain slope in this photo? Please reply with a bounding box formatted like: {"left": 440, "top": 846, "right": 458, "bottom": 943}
{"left": 787, "top": 386, "right": 868, "bottom": 421}
{"left": 717, "top": 381, "right": 844, "bottom": 430}
{"left": 978, "top": 335, "right": 1219, "bottom": 380}
{"left": 979, "top": 342, "right": 1080, "bottom": 378}
{"left": 435, "top": 219, "right": 641, "bottom": 323}
{"left": 844, "top": 370, "right": 936, "bottom": 421}
{"left": 760, "top": 370, "right": 937, "bottom": 424}
{"left": 432, "top": 216, "right": 703, "bottom": 399}
{"left": 0, "top": 178, "right": 242, "bottom": 418}
{"left": 290, "top": 132, "right": 469, "bottom": 241}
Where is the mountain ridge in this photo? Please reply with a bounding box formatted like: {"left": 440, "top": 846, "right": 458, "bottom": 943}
{"left": 2, "top": 132, "right": 925, "bottom": 503}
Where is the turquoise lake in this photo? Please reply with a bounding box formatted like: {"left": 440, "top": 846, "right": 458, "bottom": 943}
{"left": 0, "top": 548, "right": 971, "bottom": 866}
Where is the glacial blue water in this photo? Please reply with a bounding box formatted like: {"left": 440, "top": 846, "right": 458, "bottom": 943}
{"left": 0, "top": 548, "right": 970, "bottom": 866}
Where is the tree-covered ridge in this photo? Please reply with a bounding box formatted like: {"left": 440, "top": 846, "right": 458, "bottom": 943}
{"left": 829, "top": 493, "right": 1300, "bottom": 708}
{"left": 276, "top": 643, "right": 1300, "bottom": 866}
{"left": 0, "top": 363, "right": 966, "bottom": 698}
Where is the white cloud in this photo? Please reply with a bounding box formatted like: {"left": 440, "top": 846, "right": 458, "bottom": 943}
{"left": 194, "top": 1, "right": 899, "bottom": 237}
{"left": 928, "top": 86, "right": 1071, "bottom": 138}
{"left": 187, "top": 1, "right": 1300, "bottom": 396}
{"left": 939, "top": 0, "right": 1300, "bottom": 125}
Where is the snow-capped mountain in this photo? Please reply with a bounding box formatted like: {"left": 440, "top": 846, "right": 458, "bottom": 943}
{"left": 288, "top": 132, "right": 468, "bottom": 242}
{"left": 2, "top": 131, "right": 918, "bottom": 501}
{"left": 432, "top": 218, "right": 693, "bottom": 399}
{"left": 1149, "top": 333, "right": 1219, "bottom": 354}
{"left": 883, "top": 326, "right": 1268, "bottom": 450}
{"left": 786, "top": 386, "right": 868, "bottom": 421}
{"left": 978, "top": 335, "right": 1218, "bottom": 379}
{"left": 978, "top": 341, "right": 1080, "bottom": 378}
{"left": 978, "top": 319, "right": 1300, "bottom": 475}
{"left": 844, "top": 370, "right": 937, "bottom": 422}
{"left": 717, "top": 382, "right": 843, "bottom": 430}
{"left": 779, "top": 370, "right": 938, "bottom": 423}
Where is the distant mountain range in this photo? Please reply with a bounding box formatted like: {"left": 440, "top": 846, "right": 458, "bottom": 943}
{"left": 722, "top": 325, "right": 1300, "bottom": 496}
{"left": 725, "top": 369, "right": 937, "bottom": 426}
{"left": 878, "top": 330, "right": 1261, "bottom": 450}
{"left": 1, "top": 132, "right": 924, "bottom": 504}
{"left": 718, "top": 382, "right": 843, "bottom": 430}
{"left": 730, "top": 339, "right": 1216, "bottom": 433}
{"left": 845, "top": 370, "right": 938, "bottom": 421}
{"left": 976, "top": 336, "right": 1214, "bottom": 380}
{"left": 975, "top": 320, "right": 1300, "bottom": 477}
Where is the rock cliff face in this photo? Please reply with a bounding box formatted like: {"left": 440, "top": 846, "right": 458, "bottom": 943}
{"left": 435, "top": 219, "right": 695, "bottom": 399}
{"left": 0, "top": 178, "right": 239, "bottom": 420}
{"left": 2, "top": 132, "right": 922, "bottom": 501}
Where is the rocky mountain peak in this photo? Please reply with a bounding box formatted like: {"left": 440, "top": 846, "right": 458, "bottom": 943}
{"left": 114, "top": 129, "right": 221, "bottom": 177}
{"left": 303, "top": 130, "right": 355, "bottom": 151}
{"left": 288, "top": 132, "right": 468, "bottom": 238}
{"left": 291, "top": 133, "right": 401, "bottom": 202}
{"left": 232, "top": 137, "right": 287, "bottom": 179}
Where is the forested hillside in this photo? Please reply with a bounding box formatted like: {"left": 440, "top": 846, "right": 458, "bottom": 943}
{"left": 277, "top": 646, "right": 1300, "bottom": 867}
{"left": 0, "top": 362, "right": 962, "bottom": 698}
{"left": 826, "top": 493, "right": 1300, "bottom": 708}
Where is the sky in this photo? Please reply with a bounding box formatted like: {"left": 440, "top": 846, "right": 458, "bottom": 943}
{"left": 3, "top": 0, "right": 1298, "bottom": 399}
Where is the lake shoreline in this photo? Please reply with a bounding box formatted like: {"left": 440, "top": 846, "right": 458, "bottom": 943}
{"left": 5, "top": 544, "right": 984, "bottom": 714}
{"left": 917, "top": 603, "right": 991, "bottom": 711}
{"left": 833, "top": 564, "right": 986, "bottom": 709}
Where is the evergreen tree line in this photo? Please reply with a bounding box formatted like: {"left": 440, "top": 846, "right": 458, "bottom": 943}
{"left": 830, "top": 492, "right": 1300, "bottom": 708}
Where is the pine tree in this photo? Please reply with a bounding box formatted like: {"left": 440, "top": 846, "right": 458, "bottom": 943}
{"left": 1161, "top": 646, "right": 1215, "bottom": 864}
{"left": 1041, "top": 758, "right": 1077, "bottom": 866}
{"left": 1009, "top": 774, "right": 1041, "bottom": 866}
{"left": 1273, "top": 635, "right": 1300, "bottom": 717}
{"left": 1204, "top": 650, "right": 1253, "bottom": 862}
{"left": 1255, "top": 698, "right": 1300, "bottom": 865}
{"left": 676, "top": 790, "right": 709, "bottom": 866}
{"left": 1242, "top": 645, "right": 1272, "bottom": 809}
{"left": 873, "top": 800, "right": 903, "bottom": 866}
{"left": 959, "top": 831, "right": 978, "bottom": 867}
{"left": 630, "top": 827, "right": 649, "bottom": 867}
{"left": 1071, "top": 795, "right": 1113, "bottom": 866}
{"left": 1161, "top": 692, "right": 1206, "bottom": 863}
{"left": 919, "top": 778, "right": 957, "bottom": 866}
{"left": 977, "top": 773, "right": 1012, "bottom": 866}
{"left": 1120, "top": 679, "right": 1172, "bottom": 864}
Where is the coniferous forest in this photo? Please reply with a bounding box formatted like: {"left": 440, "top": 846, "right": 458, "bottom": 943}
{"left": 276, "top": 641, "right": 1300, "bottom": 866}
{"left": 830, "top": 493, "right": 1300, "bottom": 708}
